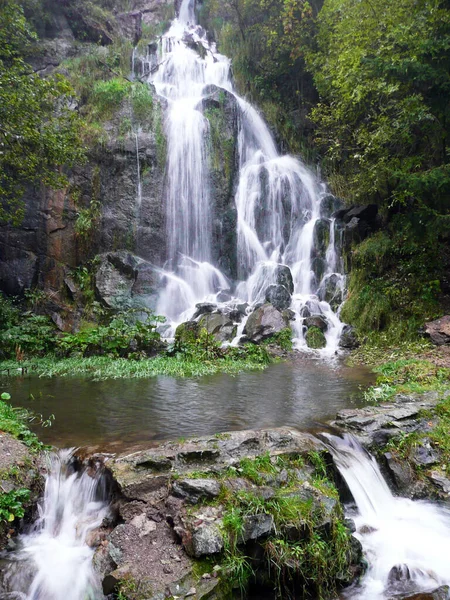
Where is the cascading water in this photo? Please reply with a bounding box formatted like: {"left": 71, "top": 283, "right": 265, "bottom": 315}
{"left": 324, "top": 434, "right": 450, "bottom": 599}
{"left": 0, "top": 451, "right": 109, "bottom": 600}
{"left": 138, "top": 0, "right": 346, "bottom": 353}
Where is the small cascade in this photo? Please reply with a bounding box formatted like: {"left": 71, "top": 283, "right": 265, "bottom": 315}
{"left": 136, "top": 0, "right": 347, "bottom": 353}
{"left": 324, "top": 434, "right": 450, "bottom": 599}
{"left": 135, "top": 131, "right": 142, "bottom": 211}
{"left": 0, "top": 451, "right": 109, "bottom": 600}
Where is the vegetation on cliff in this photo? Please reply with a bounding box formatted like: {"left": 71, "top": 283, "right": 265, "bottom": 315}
{"left": 0, "top": 0, "right": 85, "bottom": 224}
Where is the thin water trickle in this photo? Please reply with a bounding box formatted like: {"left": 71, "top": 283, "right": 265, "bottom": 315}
{"left": 324, "top": 434, "right": 450, "bottom": 599}
{"left": 0, "top": 451, "right": 109, "bottom": 600}
{"left": 137, "top": 0, "right": 347, "bottom": 353}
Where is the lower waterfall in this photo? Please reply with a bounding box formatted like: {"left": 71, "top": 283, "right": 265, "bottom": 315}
{"left": 324, "top": 434, "right": 450, "bottom": 599}
{"left": 0, "top": 451, "right": 109, "bottom": 600}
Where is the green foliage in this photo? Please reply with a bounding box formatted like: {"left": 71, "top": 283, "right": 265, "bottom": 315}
{"left": 0, "top": 395, "right": 43, "bottom": 449}
{"left": 130, "top": 84, "right": 153, "bottom": 123}
{"left": 263, "top": 327, "right": 293, "bottom": 351}
{"left": 305, "top": 326, "right": 326, "bottom": 349}
{"left": 0, "top": 488, "right": 30, "bottom": 523}
{"left": 57, "top": 311, "right": 163, "bottom": 358}
{"left": 92, "top": 77, "right": 132, "bottom": 117}
{"left": 75, "top": 167, "right": 102, "bottom": 239}
{"left": 309, "top": 0, "right": 450, "bottom": 213}
{"left": 0, "top": 312, "right": 57, "bottom": 359}
{"left": 0, "top": 0, "right": 86, "bottom": 224}
{"left": 341, "top": 219, "right": 446, "bottom": 344}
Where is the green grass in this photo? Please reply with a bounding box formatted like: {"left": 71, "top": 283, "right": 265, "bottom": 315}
{"left": 0, "top": 354, "right": 268, "bottom": 381}
{"left": 0, "top": 393, "right": 43, "bottom": 450}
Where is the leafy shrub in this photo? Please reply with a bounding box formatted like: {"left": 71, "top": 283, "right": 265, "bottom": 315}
{"left": 0, "top": 313, "right": 57, "bottom": 359}
{"left": 57, "top": 312, "right": 163, "bottom": 358}
{"left": 92, "top": 77, "right": 131, "bottom": 116}
{"left": 0, "top": 488, "right": 31, "bottom": 523}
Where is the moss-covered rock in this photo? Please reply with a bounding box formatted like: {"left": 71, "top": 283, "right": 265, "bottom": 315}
{"left": 306, "top": 325, "right": 327, "bottom": 349}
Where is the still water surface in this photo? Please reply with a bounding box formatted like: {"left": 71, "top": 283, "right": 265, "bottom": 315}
{"left": 3, "top": 358, "right": 374, "bottom": 451}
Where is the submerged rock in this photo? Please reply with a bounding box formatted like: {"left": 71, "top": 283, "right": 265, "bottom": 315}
{"left": 243, "top": 303, "right": 289, "bottom": 343}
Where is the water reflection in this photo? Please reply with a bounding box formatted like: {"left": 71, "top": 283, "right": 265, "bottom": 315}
{"left": 3, "top": 358, "right": 374, "bottom": 451}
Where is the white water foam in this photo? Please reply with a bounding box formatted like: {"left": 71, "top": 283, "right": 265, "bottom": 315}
{"left": 325, "top": 434, "right": 450, "bottom": 599}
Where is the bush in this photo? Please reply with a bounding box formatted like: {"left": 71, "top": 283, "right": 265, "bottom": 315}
{"left": 57, "top": 312, "right": 163, "bottom": 358}
{"left": 92, "top": 77, "right": 131, "bottom": 116}
{"left": 0, "top": 313, "right": 57, "bottom": 359}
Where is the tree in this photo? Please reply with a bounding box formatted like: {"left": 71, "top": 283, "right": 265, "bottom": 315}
{"left": 308, "top": 0, "right": 450, "bottom": 214}
{"left": 0, "top": 0, "right": 85, "bottom": 224}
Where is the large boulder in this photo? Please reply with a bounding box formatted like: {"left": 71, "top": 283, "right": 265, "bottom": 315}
{"left": 243, "top": 303, "right": 289, "bottom": 343}
{"left": 197, "top": 312, "right": 237, "bottom": 342}
{"left": 275, "top": 264, "right": 294, "bottom": 294}
{"left": 305, "top": 326, "right": 327, "bottom": 349}
{"left": 339, "top": 325, "right": 359, "bottom": 349}
{"left": 265, "top": 284, "right": 292, "bottom": 311}
{"left": 424, "top": 316, "right": 450, "bottom": 345}
{"left": 94, "top": 251, "right": 158, "bottom": 310}
{"left": 318, "top": 273, "right": 344, "bottom": 311}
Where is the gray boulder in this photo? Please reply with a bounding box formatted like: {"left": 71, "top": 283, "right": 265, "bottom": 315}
{"left": 172, "top": 479, "right": 221, "bottom": 504}
{"left": 243, "top": 303, "right": 289, "bottom": 343}
{"left": 197, "top": 312, "right": 237, "bottom": 343}
{"left": 192, "top": 524, "right": 224, "bottom": 558}
{"left": 424, "top": 316, "right": 450, "bottom": 345}
{"left": 275, "top": 264, "right": 294, "bottom": 294}
{"left": 265, "top": 284, "right": 291, "bottom": 311}
{"left": 339, "top": 324, "right": 359, "bottom": 349}
{"left": 318, "top": 273, "right": 344, "bottom": 311}
{"left": 304, "top": 315, "right": 328, "bottom": 332}
{"left": 94, "top": 251, "right": 158, "bottom": 310}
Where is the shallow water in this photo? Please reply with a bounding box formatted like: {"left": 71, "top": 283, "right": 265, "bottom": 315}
{"left": 3, "top": 357, "right": 374, "bottom": 451}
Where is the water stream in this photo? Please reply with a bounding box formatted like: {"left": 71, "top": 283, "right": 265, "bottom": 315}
{"left": 0, "top": 452, "right": 109, "bottom": 600}
{"left": 139, "top": 0, "right": 346, "bottom": 353}
{"left": 325, "top": 434, "right": 450, "bottom": 599}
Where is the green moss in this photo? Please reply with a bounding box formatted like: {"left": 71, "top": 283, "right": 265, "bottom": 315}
{"left": 204, "top": 107, "right": 235, "bottom": 182}
{"left": 262, "top": 327, "right": 293, "bottom": 351}
{"left": 305, "top": 326, "right": 326, "bottom": 349}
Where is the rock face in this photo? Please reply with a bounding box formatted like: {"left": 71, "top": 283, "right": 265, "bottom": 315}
{"left": 333, "top": 204, "right": 380, "bottom": 272}
{"left": 101, "top": 427, "right": 362, "bottom": 599}
{"left": 243, "top": 303, "right": 289, "bottom": 342}
{"left": 424, "top": 316, "right": 450, "bottom": 345}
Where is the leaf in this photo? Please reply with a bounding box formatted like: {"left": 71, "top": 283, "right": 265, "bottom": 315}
{"left": 1, "top": 393, "right": 11, "bottom": 400}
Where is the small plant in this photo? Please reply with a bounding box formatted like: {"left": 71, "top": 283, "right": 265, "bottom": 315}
{"left": 0, "top": 488, "right": 31, "bottom": 523}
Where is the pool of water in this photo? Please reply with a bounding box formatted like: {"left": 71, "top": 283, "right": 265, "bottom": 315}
{"left": 2, "top": 357, "right": 374, "bottom": 451}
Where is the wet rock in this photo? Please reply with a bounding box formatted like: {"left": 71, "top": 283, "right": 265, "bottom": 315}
{"left": 275, "top": 264, "right": 294, "bottom": 295}
{"left": 192, "top": 303, "right": 217, "bottom": 319}
{"left": 394, "top": 586, "right": 450, "bottom": 600}
{"left": 305, "top": 326, "right": 327, "bottom": 349}
{"left": 191, "top": 523, "right": 224, "bottom": 557}
{"left": 320, "top": 194, "right": 341, "bottom": 218}
{"left": 197, "top": 312, "right": 237, "bottom": 343}
{"left": 172, "top": 479, "right": 221, "bottom": 504}
{"left": 243, "top": 303, "right": 289, "bottom": 343}
{"left": 424, "top": 316, "right": 450, "bottom": 345}
{"left": 304, "top": 315, "right": 328, "bottom": 332}
{"left": 339, "top": 324, "right": 359, "bottom": 349}
{"left": 0, "top": 593, "right": 27, "bottom": 600}
{"left": 384, "top": 453, "right": 414, "bottom": 493}
{"left": 265, "top": 284, "right": 291, "bottom": 311}
{"left": 313, "top": 218, "right": 331, "bottom": 258}
{"left": 318, "top": 273, "right": 344, "bottom": 311}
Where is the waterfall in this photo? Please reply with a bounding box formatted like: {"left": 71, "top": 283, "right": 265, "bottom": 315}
{"left": 139, "top": 0, "right": 346, "bottom": 353}
{"left": 0, "top": 451, "right": 109, "bottom": 600}
{"left": 324, "top": 434, "right": 450, "bottom": 599}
